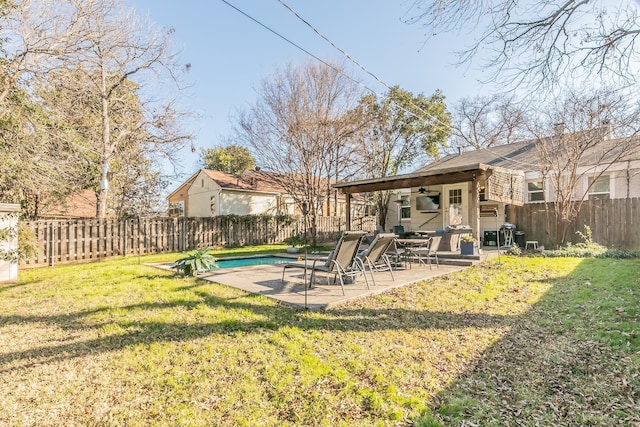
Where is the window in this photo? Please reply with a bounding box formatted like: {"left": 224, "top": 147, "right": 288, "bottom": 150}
{"left": 399, "top": 195, "right": 410, "bottom": 219}
{"left": 479, "top": 181, "right": 487, "bottom": 201}
{"left": 168, "top": 201, "right": 184, "bottom": 217}
{"left": 448, "top": 188, "right": 463, "bottom": 225}
{"left": 588, "top": 176, "right": 610, "bottom": 200}
{"left": 210, "top": 196, "right": 216, "bottom": 215}
{"left": 527, "top": 181, "right": 545, "bottom": 202}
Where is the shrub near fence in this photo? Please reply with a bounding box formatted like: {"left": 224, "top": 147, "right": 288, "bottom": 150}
{"left": 22, "top": 215, "right": 377, "bottom": 267}
{"left": 510, "top": 198, "right": 640, "bottom": 249}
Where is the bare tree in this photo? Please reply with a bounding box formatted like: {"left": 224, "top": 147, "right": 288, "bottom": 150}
{"left": 531, "top": 88, "right": 640, "bottom": 244}
{"left": 449, "top": 94, "right": 532, "bottom": 151}
{"left": 406, "top": 1, "right": 640, "bottom": 89}
{"left": 56, "top": 0, "right": 191, "bottom": 218}
{"left": 235, "top": 60, "right": 364, "bottom": 244}
{"left": 354, "top": 86, "right": 450, "bottom": 230}
{"left": 0, "top": 0, "right": 80, "bottom": 110}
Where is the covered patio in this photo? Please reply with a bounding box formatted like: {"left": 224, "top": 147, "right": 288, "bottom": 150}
{"left": 336, "top": 162, "right": 525, "bottom": 241}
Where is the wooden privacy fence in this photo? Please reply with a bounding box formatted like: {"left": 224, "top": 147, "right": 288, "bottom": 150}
{"left": 22, "top": 215, "right": 377, "bottom": 267}
{"left": 509, "top": 198, "right": 640, "bottom": 249}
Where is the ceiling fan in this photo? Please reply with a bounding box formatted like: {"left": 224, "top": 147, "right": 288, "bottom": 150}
{"left": 413, "top": 187, "right": 440, "bottom": 195}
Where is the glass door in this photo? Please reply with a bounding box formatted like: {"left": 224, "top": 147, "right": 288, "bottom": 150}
{"left": 443, "top": 185, "right": 467, "bottom": 226}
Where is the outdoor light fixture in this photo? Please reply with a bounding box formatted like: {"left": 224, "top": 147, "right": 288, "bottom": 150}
{"left": 418, "top": 187, "right": 427, "bottom": 194}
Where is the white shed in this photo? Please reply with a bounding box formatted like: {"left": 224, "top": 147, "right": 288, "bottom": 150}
{"left": 0, "top": 203, "right": 20, "bottom": 283}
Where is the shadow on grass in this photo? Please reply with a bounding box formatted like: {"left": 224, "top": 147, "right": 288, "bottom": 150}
{"left": 0, "top": 282, "right": 30, "bottom": 293}
{"left": 0, "top": 279, "right": 513, "bottom": 373}
{"left": 3, "top": 257, "right": 638, "bottom": 425}
{"left": 422, "top": 257, "right": 640, "bottom": 426}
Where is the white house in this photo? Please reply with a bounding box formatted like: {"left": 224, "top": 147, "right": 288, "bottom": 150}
{"left": 167, "top": 169, "right": 372, "bottom": 218}
{"left": 167, "top": 169, "right": 295, "bottom": 217}
{"left": 335, "top": 130, "right": 640, "bottom": 243}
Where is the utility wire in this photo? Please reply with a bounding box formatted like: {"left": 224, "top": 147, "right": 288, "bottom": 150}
{"left": 277, "top": 0, "right": 390, "bottom": 92}
{"left": 221, "top": 0, "right": 538, "bottom": 168}
{"left": 277, "top": 0, "right": 547, "bottom": 168}
{"left": 219, "top": 0, "right": 377, "bottom": 94}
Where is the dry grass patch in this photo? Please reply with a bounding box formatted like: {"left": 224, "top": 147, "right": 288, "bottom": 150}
{"left": 1, "top": 254, "right": 638, "bottom": 426}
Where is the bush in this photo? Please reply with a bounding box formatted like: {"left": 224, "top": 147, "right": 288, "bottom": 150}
{"left": 506, "top": 244, "right": 522, "bottom": 256}
{"left": 171, "top": 247, "right": 217, "bottom": 276}
{"left": 0, "top": 218, "right": 39, "bottom": 263}
{"left": 284, "top": 231, "right": 305, "bottom": 247}
{"left": 540, "top": 226, "right": 639, "bottom": 259}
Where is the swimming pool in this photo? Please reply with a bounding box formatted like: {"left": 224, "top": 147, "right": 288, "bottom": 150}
{"left": 209, "top": 255, "right": 293, "bottom": 269}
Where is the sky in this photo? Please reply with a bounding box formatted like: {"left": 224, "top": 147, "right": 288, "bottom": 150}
{"left": 129, "top": 0, "right": 493, "bottom": 183}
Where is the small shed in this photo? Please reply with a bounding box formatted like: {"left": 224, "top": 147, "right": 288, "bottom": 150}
{"left": 0, "top": 203, "right": 20, "bottom": 283}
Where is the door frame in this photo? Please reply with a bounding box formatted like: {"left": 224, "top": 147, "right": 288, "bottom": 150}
{"left": 442, "top": 183, "right": 469, "bottom": 227}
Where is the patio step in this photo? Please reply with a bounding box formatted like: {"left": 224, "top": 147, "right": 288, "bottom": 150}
{"left": 436, "top": 252, "right": 487, "bottom": 267}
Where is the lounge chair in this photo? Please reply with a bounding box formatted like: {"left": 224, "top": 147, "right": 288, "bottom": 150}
{"left": 357, "top": 233, "right": 397, "bottom": 286}
{"left": 281, "top": 231, "right": 368, "bottom": 295}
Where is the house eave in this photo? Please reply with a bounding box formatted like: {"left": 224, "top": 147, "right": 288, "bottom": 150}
{"left": 333, "top": 163, "right": 522, "bottom": 194}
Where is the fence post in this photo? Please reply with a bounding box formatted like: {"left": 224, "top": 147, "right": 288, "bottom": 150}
{"left": 49, "top": 222, "right": 55, "bottom": 267}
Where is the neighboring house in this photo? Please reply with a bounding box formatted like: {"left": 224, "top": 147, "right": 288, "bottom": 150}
{"left": 335, "top": 131, "right": 640, "bottom": 241}
{"left": 167, "top": 169, "right": 370, "bottom": 218}
{"left": 39, "top": 189, "right": 99, "bottom": 219}
{"left": 167, "top": 169, "right": 292, "bottom": 217}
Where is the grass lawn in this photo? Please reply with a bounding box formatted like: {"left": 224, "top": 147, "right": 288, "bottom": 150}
{"left": 1, "top": 248, "right": 638, "bottom": 426}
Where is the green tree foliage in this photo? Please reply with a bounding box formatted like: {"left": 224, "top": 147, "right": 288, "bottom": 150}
{"left": 355, "top": 86, "right": 451, "bottom": 229}
{"left": 0, "top": 82, "right": 88, "bottom": 219}
{"left": 201, "top": 145, "right": 255, "bottom": 174}
{"left": 0, "top": 0, "right": 191, "bottom": 219}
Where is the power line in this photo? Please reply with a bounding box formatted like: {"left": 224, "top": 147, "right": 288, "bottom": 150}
{"left": 274, "top": 1, "right": 463, "bottom": 138}
{"left": 276, "top": 0, "right": 390, "bottom": 92}
{"left": 275, "top": 0, "right": 543, "bottom": 168}
{"left": 218, "top": 0, "right": 377, "bottom": 94}
{"left": 221, "top": 0, "right": 537, "bottom": 168}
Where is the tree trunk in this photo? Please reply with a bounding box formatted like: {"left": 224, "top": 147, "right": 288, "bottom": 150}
{"left": 97, "top": 69, "right": 111, "bottom": 219}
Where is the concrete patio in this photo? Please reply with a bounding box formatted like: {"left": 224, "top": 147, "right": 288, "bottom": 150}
{"left": 195, "top": 259, "right": 469, "bottom": 310}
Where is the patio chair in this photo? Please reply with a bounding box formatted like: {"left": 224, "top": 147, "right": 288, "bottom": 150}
{"left": 281, "top": 230, "right": 368, "bottom": 295}
{"left": 386, "top": 238, "right": 407, "bottom": 269}
{"left": 392, "top": 225, "right": 416, "bottom": 238}
{"left": 408, "top": 235, "right": 441, "bottom": 269}
{"left": 357, "top": 233, "right": 397, "bottom": 286}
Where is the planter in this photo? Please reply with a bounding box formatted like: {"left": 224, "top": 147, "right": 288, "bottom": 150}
{"left": 460, "top": 241, "right": 479, "bottom": 256}
{"left": 286, "top": 247, "right": 300, "bottom": 254}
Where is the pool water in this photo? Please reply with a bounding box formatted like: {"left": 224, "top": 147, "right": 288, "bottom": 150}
{"left": 210, "top": 255, "right": 292, "bottom": 269}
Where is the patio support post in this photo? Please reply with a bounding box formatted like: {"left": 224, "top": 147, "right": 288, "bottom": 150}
{"left": 470, "top": 177, "right": 480, "bottom": 240}
{"left": 345, "top": 193, "right": 351, "bottom": 230}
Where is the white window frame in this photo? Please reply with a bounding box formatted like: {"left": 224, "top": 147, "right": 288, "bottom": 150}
{"left": 399, "top": 194, "right": 411, "bottom": 220}
{"left": 526, "top": 180, "right": 545, "bottom": 203}
{"left": 588, "top": 175, "right": 610, "bottom": 200}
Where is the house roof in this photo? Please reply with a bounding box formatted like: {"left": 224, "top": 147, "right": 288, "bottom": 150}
{"left": 334, "top": 131, "right": 640, "bottom": 194}
{"left": 40, "top": 189, "right": 97, "bottom": 218}
{"left": 418, "top": 140, "right": 538, "bottom": 173}
{"left": 202, "top": 169, "right": 285, "bottom": 193}
{"left": 167, "top": 169, "right": 288, "bottom": 200}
